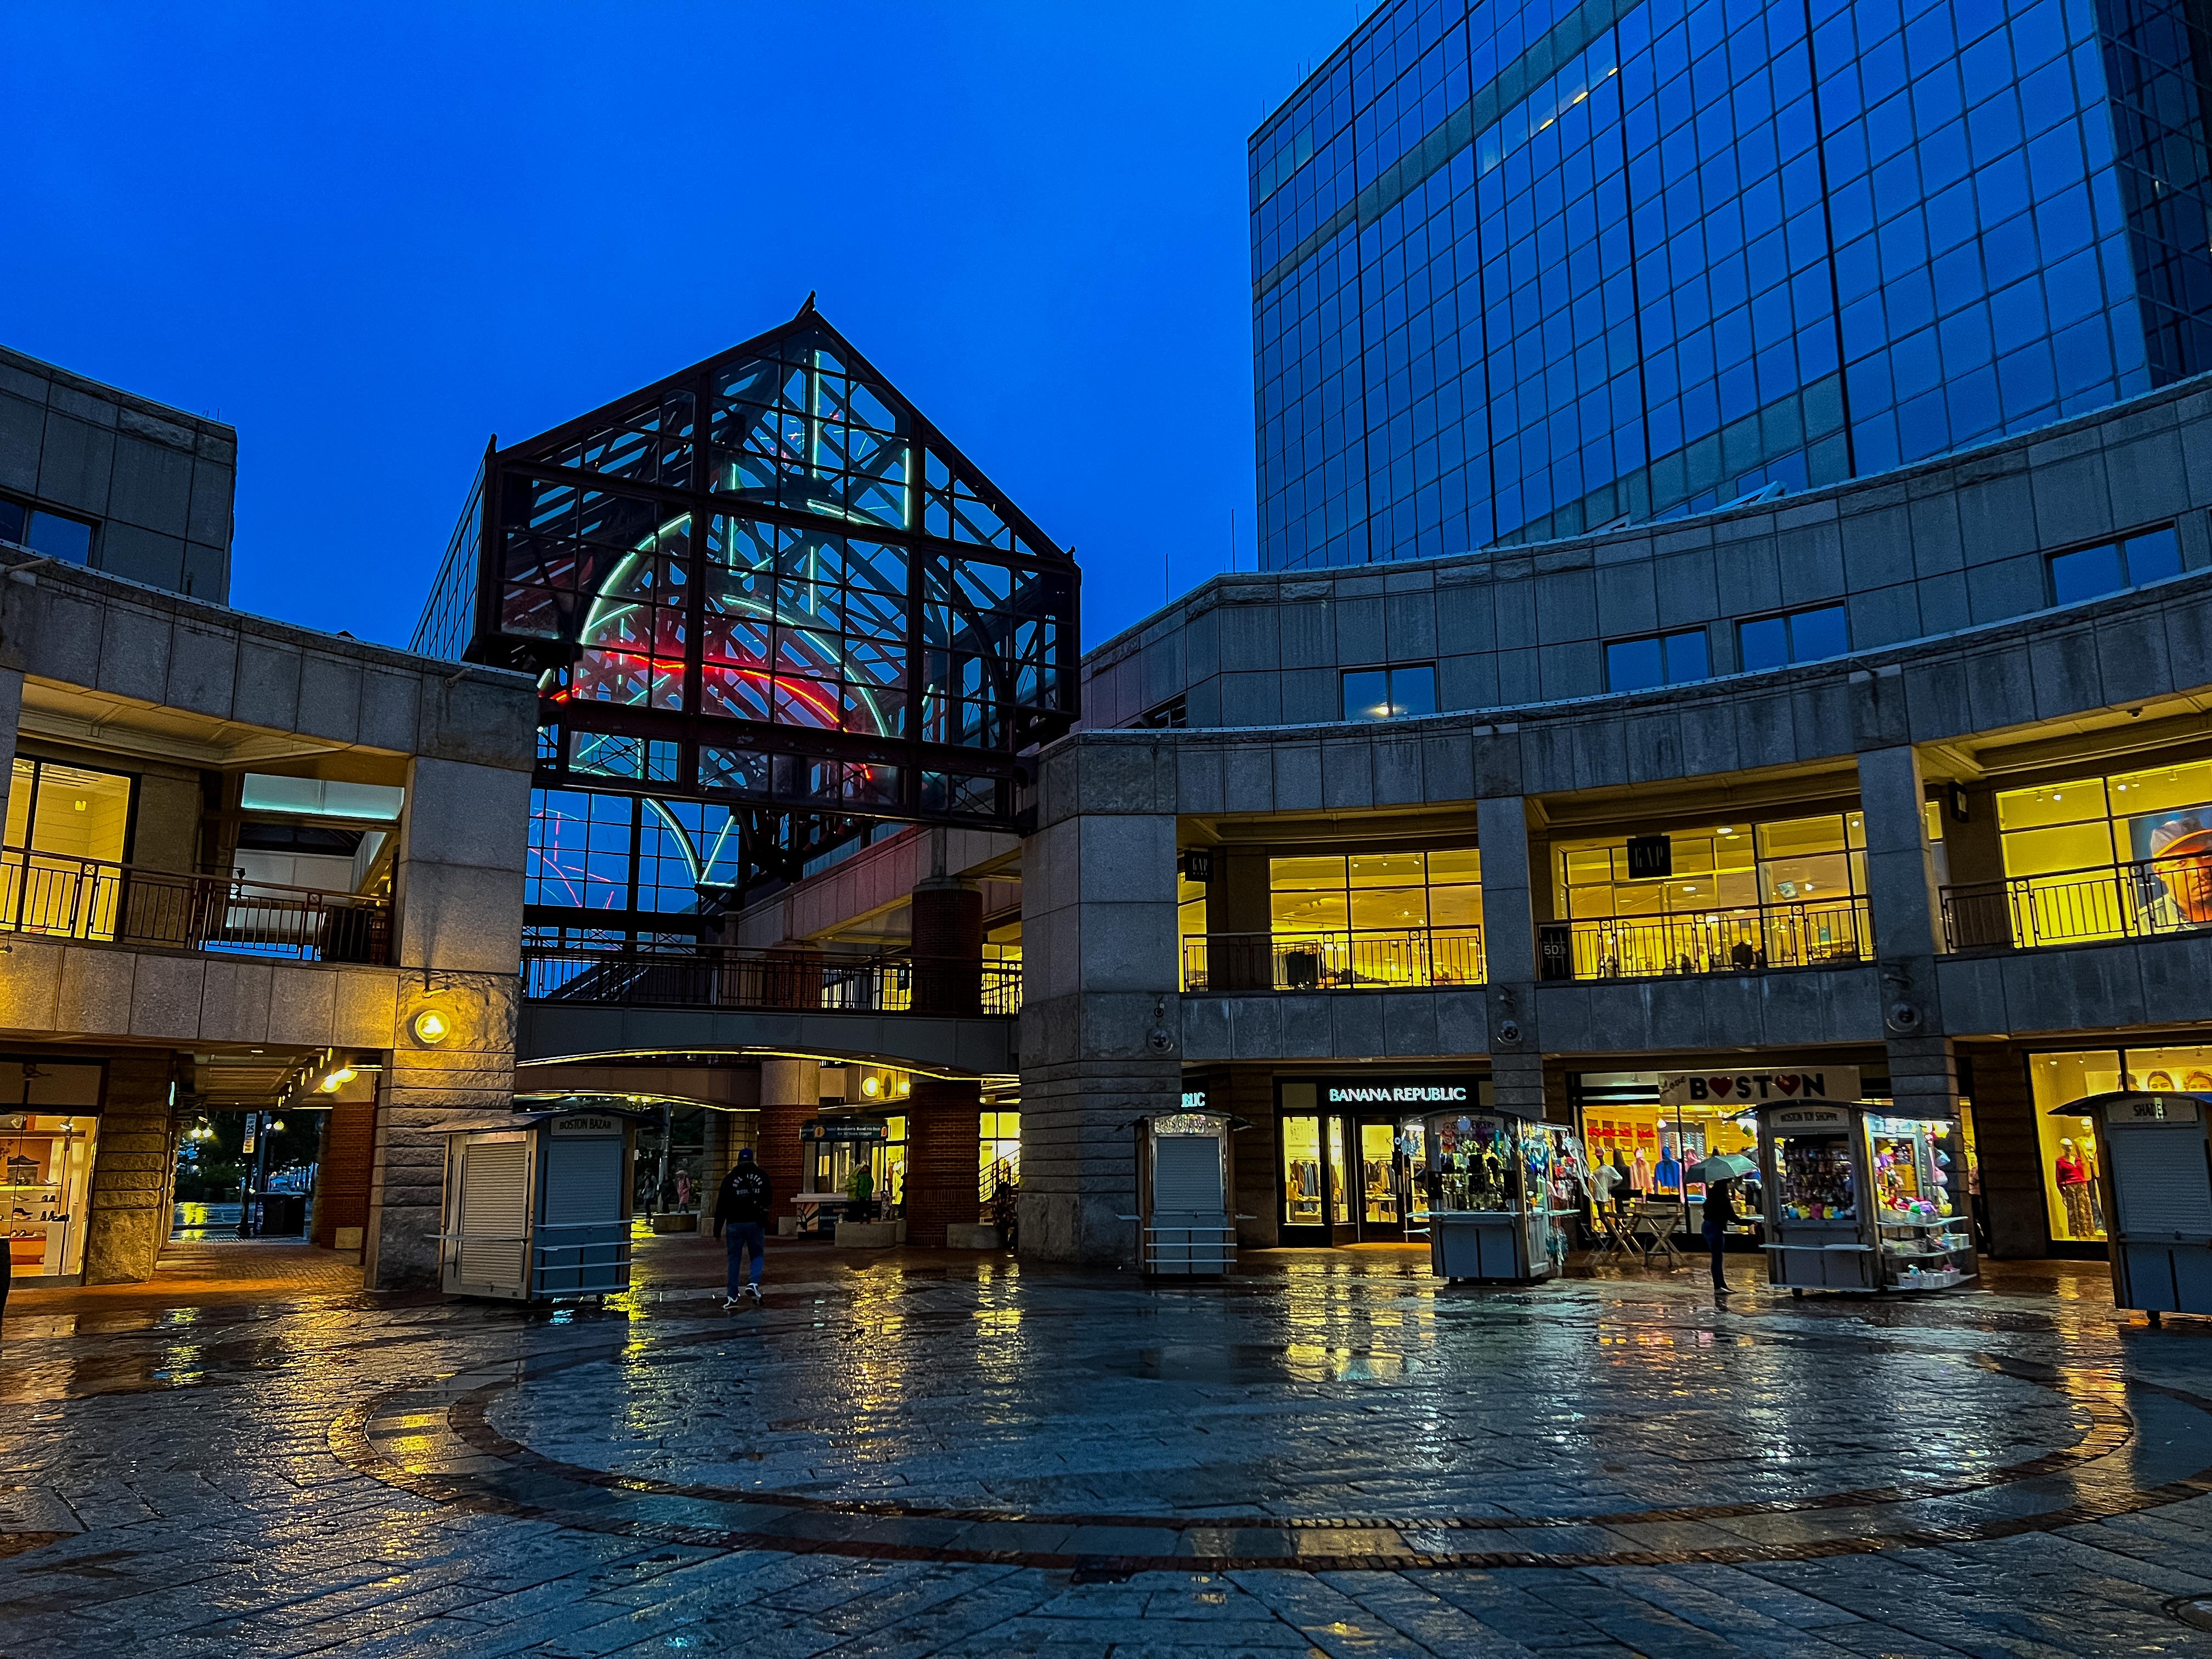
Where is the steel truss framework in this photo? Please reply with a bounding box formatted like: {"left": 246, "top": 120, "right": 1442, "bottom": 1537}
{"left": 425, "top": 302, "right": 1080, "bottom": 911}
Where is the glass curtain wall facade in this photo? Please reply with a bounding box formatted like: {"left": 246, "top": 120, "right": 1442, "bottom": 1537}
{"left": 1252, "top": 0, "right": 2212, "bottom": 570}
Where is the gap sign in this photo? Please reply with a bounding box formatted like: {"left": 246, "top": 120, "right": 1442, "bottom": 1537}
{"left": 1657, "top": 1068, "right": 1859, "bottom": 1107}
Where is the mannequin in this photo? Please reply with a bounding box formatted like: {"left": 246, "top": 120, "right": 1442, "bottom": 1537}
{"left": 2055, "top": 1138, "right": 2094, "bottom": 1238}
{"left": 1655, "top": 1138, "right": 1683, "bottom": 1194}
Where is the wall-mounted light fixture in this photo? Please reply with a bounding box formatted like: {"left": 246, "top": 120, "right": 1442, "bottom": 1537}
{"left": 411, "top": 1008, "right": 453, "bottom": 1046}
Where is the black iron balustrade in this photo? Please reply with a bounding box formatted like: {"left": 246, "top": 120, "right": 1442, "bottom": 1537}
{"left": 0, "top": 848, "right": 390, "bottom": 964}
{"left": 1941, "top": 856, "right": 2212, "bottom": 951}
{"left": 1548, "top": 896, "right": 1871, "bottom": 980}
{"left": 1180, "top": 926, "right": 1486, "bottom": 992}
{"left": 522, "top": 942, "right": 1023, "bottom": 1017}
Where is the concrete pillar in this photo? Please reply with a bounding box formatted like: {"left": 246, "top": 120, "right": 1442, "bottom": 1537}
{"left": 757, "top": 1058, "right": 816, "bottom": 1221}
{"left": 0, "top": 662, "right": 22, "bottom": 833}
{"left": 393, "top": 755, "right": 531, "bottom": 977}
{"left": 1858, "top": 745, "right": 1956, "bottom": 1121}
{"left": 1475, "top": 796, "right": 1537, "bottom": 984}
{"left": 81, "top": 1053, "right": 178, "bottom": 1284}
{"left": 365, "top": 974, "right": 519, "bottom": 1289}
{"left": 1858, "top": 746, "right": 1946, "bottom": 963}
{"left": 1204, "top": 847, "right": 1273, "bottom": 992}
{"left": 1017, "top": 742, "right": 1182, "bottom": 1265}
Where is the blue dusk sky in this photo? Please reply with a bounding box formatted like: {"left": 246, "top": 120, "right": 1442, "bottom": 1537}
{"left": 4, "top": 4, "right": 1359, "bottom": 651}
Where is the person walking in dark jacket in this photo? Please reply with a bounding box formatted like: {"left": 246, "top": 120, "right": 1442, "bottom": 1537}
{"left": 1703, "top": 1177, "right": 1740, "bottom": 1299}
{"left": 713, "top": 1148, "right": 772, "bottom": 1308}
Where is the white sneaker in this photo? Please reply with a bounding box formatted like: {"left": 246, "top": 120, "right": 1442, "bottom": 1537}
{"left": 722, "top": 1295, "right": 742, "bottom": 1310}
{"left": 747, "top": 1283, "right": 764, "bottom": 1302}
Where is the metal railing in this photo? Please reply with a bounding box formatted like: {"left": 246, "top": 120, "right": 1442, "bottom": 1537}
{"left": 0, "top": 848, "right": 391, "bottom": 964}
{"left": 1942, "top": 857, "right": 2212, "bottom": 951}
{"left": 1553, "top": 896, "right": 1872, "bottom": 980}
{"left": 1181, "top": 926, "right": 1487, "bottom": 992}
{"left": 523, "top": 941, "right": 1023, "bottom": 1016}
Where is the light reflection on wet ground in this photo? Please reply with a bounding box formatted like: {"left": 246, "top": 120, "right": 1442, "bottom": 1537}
{"left": 3, "top": 1245, "right": 2210, "bottom": 1655}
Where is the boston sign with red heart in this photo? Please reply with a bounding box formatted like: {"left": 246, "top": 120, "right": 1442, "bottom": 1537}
{"left": 1657, "top": 1066, "right": 1860, "bottom": 1107}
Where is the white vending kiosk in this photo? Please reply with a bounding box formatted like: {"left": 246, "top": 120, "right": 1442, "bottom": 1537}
{"left": 439, "top": 1108, "right": 644, "bottom": 1301}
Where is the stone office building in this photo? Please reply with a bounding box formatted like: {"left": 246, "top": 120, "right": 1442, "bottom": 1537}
{"left": 0, "top": 347, "right": 536, "bottom": 1286}
{"left": 1028, "top": 371, "right": 2212, "bottom": 1266}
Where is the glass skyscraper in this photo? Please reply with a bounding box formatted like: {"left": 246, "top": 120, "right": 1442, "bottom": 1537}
{"left": 1250, "top": 0, "right": 2212, "bottom": 571}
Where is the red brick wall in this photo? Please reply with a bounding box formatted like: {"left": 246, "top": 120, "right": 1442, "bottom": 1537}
{"left": 904, "top": 1077, "right": 981, "bottom": 1246}
{"left": 312, "top": 1094, "right": 377, "bottom": 1250}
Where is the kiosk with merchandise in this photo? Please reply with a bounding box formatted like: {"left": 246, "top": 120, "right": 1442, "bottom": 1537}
{"left": 1754, "top": 1101, "right": 1974, "bottom": 1295}
{"left": 2052, "top": 1092, "right": 2212, "bottom": 1322}
{"left": 1424, "top": 1107, "right": 1579, "bottom": 1282}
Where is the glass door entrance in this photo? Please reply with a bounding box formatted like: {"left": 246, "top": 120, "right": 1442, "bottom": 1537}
{"left": 1279, "top": 1107, "right": 1435, "bottom": 1244}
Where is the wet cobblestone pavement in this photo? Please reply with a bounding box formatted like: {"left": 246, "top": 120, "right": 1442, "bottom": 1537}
{"left": 4, "top": 1244, "right": 2211, "bottom": 1656}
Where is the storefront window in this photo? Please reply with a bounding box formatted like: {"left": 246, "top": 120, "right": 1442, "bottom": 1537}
{"left": 1, "top": 1112, "right": 97, "bottom": 1278}
{"left": 1553, "top": 813, "right": 1868, "bottom": 978}
{"left": 1997, "top": 761, "right": 2212, "bottom": 944}
{"left": 1358, "top": 1121, "right": 1397, "bottom": 1224}
{"left": 1177, "top": 871, "right": 1206, "bottom": 989}
{"left": 1265, "top": 850, "right": 1483, "bottom": 988}
{"left": 1324, "top": 1115, "right": 1351, "bottom": 1223}
{"left": 2021, "top": 1047, "right": 2212, "bottom": 1244}
{"left": 979, "top": 1109, "right": 1019, "bottom": 1201}
{"left": 1281, "top": 1113, "right": 1324, "bottom": 1227}
{"left": 1576, "top": 1073, "right": 1758, "bottom": 1206}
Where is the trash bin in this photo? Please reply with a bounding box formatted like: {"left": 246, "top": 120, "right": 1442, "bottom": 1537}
{"left": 254, "top": 1190, "right": 307, "bottom": 1237}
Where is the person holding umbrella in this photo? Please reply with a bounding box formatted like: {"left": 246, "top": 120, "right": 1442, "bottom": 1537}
{"left": 1688, "top": 1152, "right": 1757, "bottom": 1300}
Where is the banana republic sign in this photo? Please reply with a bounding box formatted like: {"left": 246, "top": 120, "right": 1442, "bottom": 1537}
{"left": 1657, "top": 1067, "right": 1859, "bottom": 1107}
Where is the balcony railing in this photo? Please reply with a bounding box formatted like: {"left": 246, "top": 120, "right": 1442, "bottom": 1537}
{"left": 1546, "top": 896, "right": 1871, "bottom": 981}
{"left": 1181, "top": 927, "right": 1486, "bottom": 992}
{"left": 523, "top": 943, "right": 1023, "bottom": 1017}
{"left": 1942, "top": 857, "right": 2212, "bottom": 951}
{"left": 0, "top": 848, "right": 391, "bottom": 964}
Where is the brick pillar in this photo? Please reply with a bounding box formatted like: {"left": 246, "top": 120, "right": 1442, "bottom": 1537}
{"left": 81, "top": 1053, "right": 179, "bottom": 1284}
{"left": 757, "top": 1059, "right": 815, "bottom": 1222}
{"left": 911, "top": 876, "right": 983, "bottom": 1015}
{"left": 905, "top": 1076, "right": 981, "bottom": 1246}
{"left": 312, "top": 1091, "right": 377, "bottom": 1254}
{"left": 906, "top": 877, "right": 983, "bottom": 1244}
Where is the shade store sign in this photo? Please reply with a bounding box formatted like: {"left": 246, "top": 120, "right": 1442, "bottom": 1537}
{"left": 1657, "top": 1068, "right": 1859, "bottom": 1108}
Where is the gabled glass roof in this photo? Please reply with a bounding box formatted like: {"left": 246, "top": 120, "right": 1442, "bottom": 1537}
{"left": 416, "top": 301, "right": 1080, "bottom": 900}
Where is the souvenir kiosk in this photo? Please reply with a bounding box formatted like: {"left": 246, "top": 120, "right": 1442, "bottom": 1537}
{"left": 438, "top": 1107, "right": 646, "bottom": 1301}
{"left": 2052, "top": 1091, "right": 2212, "bottom": 1322}
{"left": 1129, "top": 1107, "right": 1243, "bottom": 1275}
{"left": 1753, "top": 1101, "right": 1974, "bottom": 1295}
{"left": 1424, "top": 1107, "right": 1581, "bottom": 1282}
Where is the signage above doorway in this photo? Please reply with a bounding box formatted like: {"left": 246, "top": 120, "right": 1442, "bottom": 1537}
{"left": 1657, "top": 1067, "right": 1860, "bottom": 1107}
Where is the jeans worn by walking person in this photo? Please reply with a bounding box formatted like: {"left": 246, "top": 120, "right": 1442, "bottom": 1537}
{"left": 724, "top": 1222, "right": 765, "bottom": 1299}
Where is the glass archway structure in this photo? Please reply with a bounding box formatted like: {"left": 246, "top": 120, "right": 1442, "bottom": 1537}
{"left": 414, "top": 303, "right": 1080, "bottom": 911}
